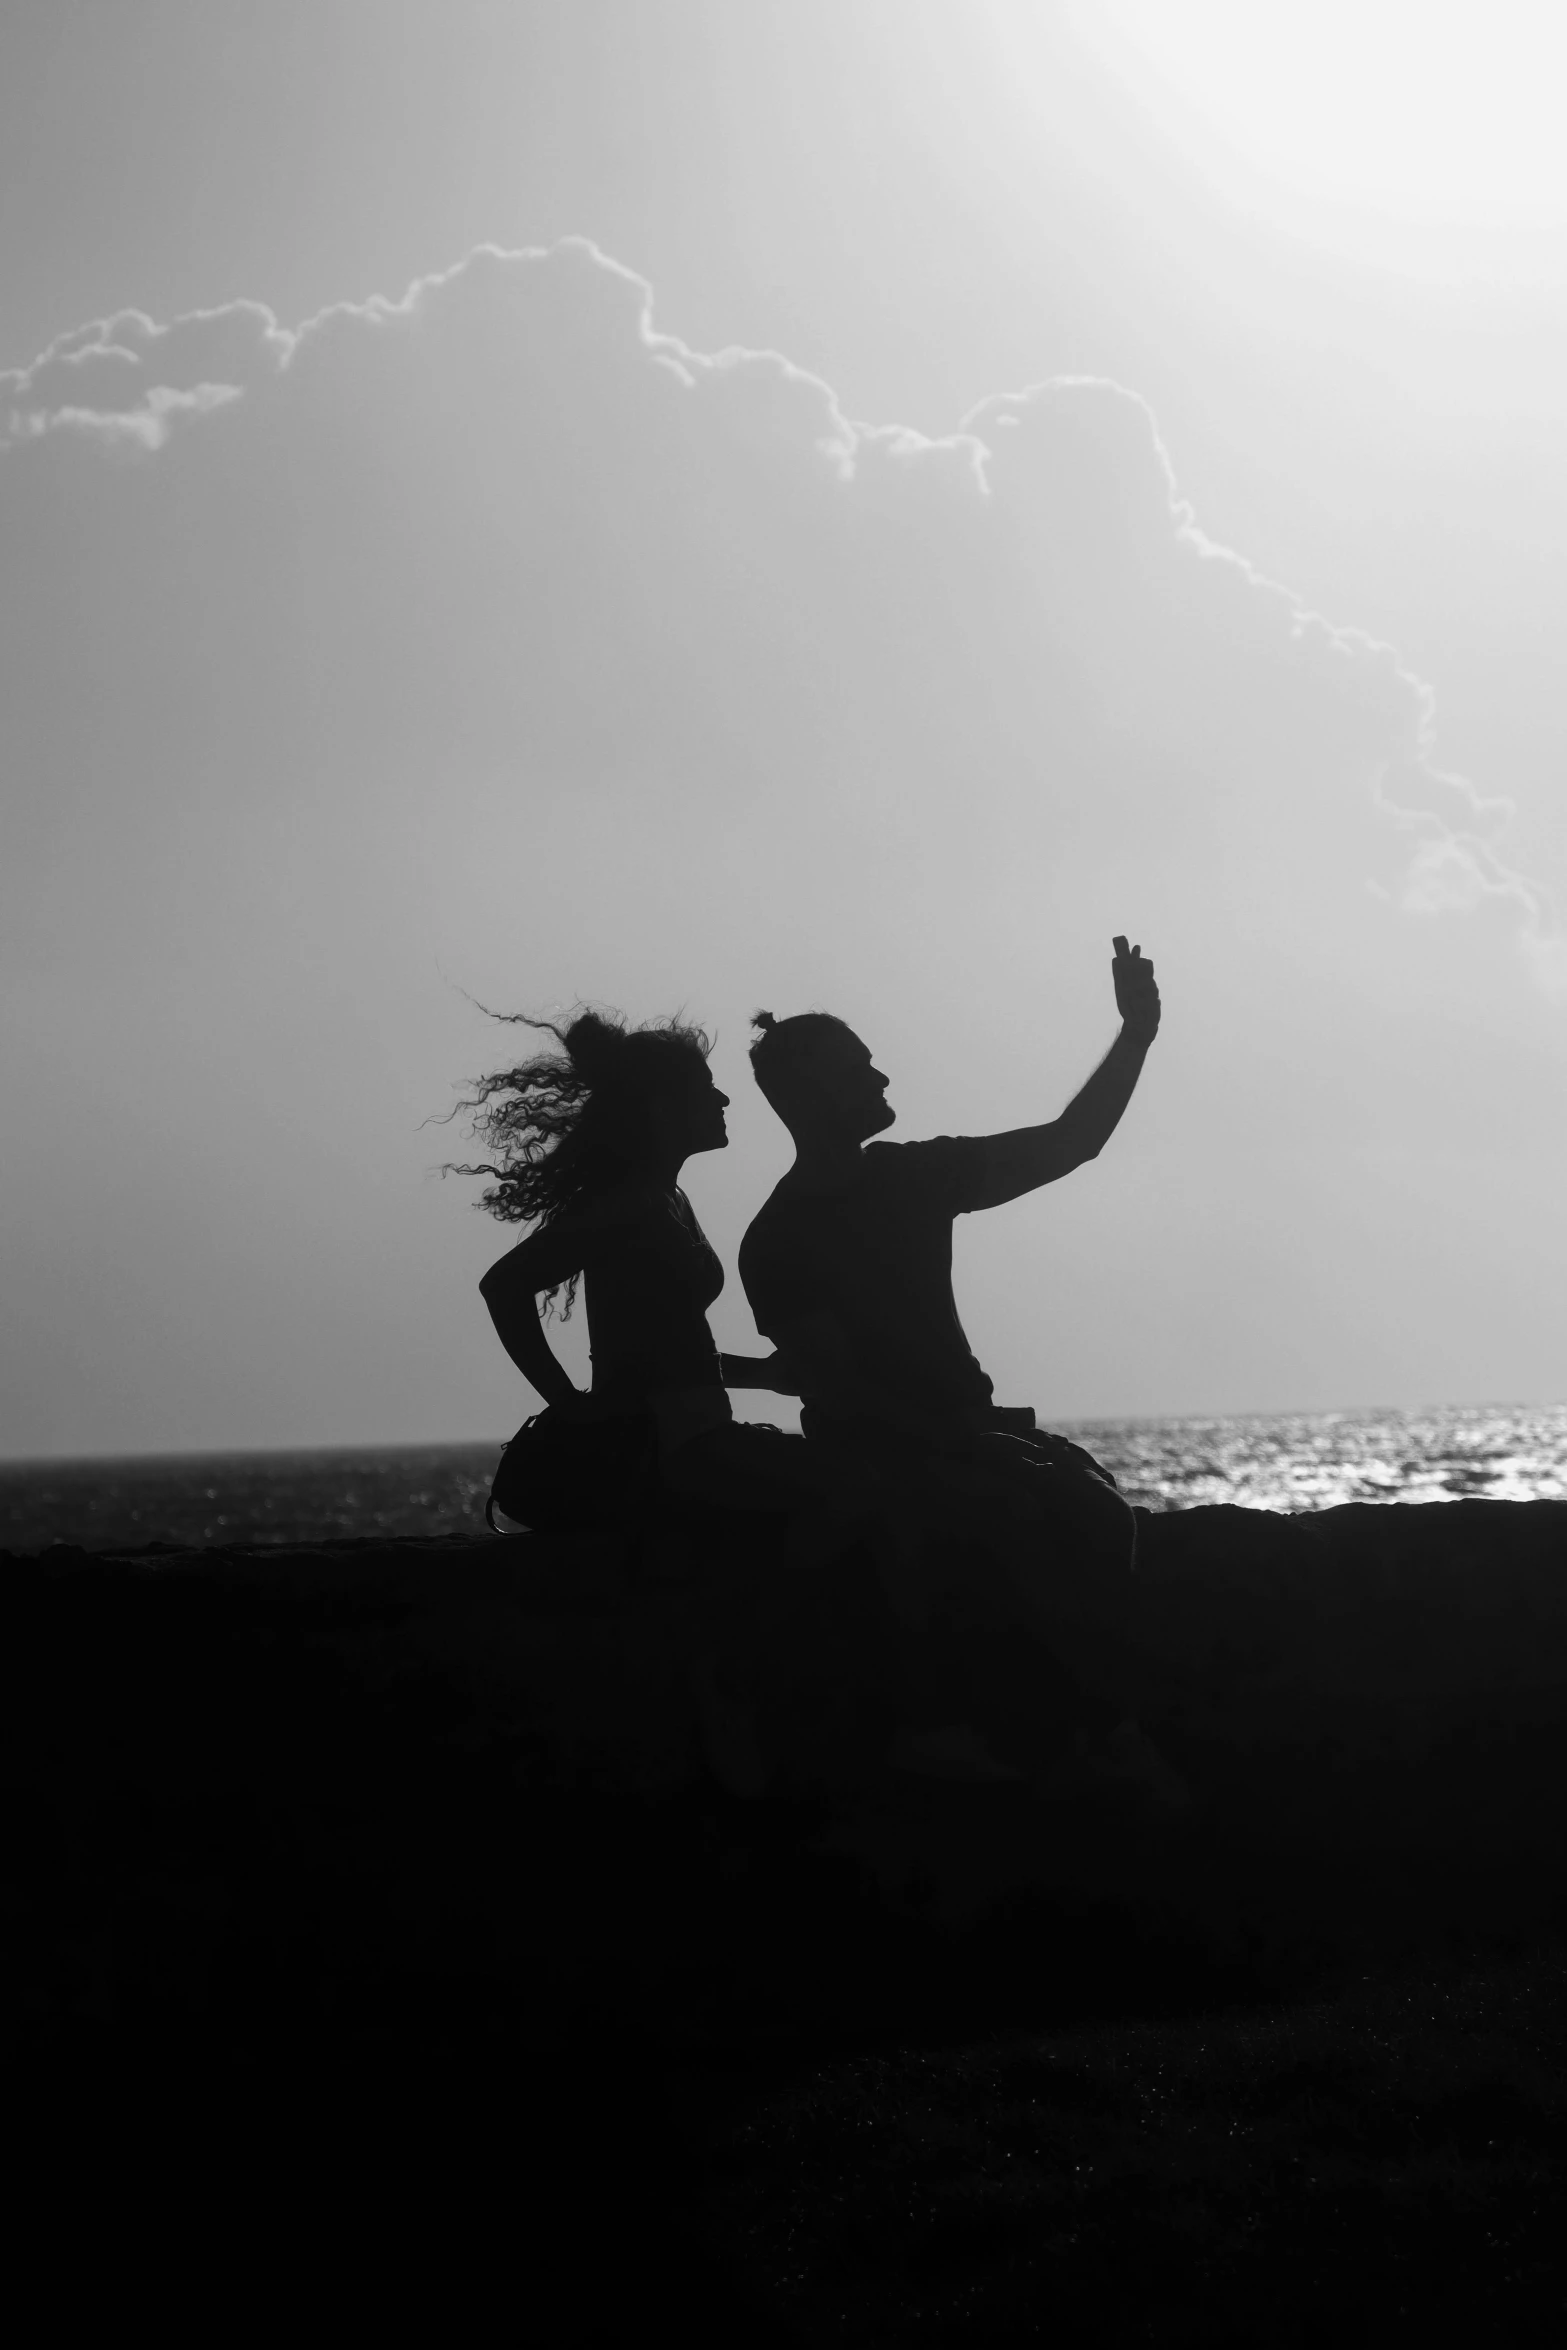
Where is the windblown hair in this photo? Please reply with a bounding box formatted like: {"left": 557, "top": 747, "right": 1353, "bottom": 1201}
{"left": 442, "top": 1005, "right": 713, "bottom": 1315}
{"left": 748, "top": 1008, "right": 855, "bottom": 1113}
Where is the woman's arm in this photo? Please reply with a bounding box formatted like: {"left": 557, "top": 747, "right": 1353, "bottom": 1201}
{"left": 481, "top": 1289, "right": 583, "bottom": 1411}
{"left": 478, "top": 1227, "right": 590, "bottom": 1412}
{"left": 719, "top": 1351, "right": 801, "bottom": 1394}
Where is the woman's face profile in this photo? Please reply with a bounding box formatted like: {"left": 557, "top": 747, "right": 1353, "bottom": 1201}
{"left": 650, "top": 1058, "right": 730, "bottom": 1164}
{"left": 684, "top": 1063, "right": 731, "bottom": 1155}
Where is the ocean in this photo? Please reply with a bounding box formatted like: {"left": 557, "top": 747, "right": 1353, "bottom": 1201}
{"left": 3, "top": 1403, "right": 1565, "bottom": 1556}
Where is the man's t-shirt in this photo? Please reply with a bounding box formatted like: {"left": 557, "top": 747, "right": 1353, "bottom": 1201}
{"left": 739, "top": 1137, "right": 995, "bottom": 1431}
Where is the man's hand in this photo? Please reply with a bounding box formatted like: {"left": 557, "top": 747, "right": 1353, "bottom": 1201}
{"left": 1112, "top": 935, "right": 1160, "bottom": 1047}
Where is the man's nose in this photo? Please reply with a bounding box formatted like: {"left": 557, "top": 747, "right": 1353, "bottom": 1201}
{"left": 715, "top": 1091, "right": 730, "bottom": 1109}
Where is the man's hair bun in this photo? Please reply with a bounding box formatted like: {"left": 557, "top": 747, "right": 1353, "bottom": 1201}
{"left": 746, "top": 1006, "right": 856, "bottom": 1110}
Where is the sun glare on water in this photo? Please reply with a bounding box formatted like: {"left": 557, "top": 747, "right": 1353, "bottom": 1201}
{"left": 1067, "top": 0, "right": 1567, "bottom": 264}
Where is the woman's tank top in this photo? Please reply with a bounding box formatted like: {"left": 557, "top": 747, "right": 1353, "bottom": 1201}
{"left": 582, "top": 1187, "right": 728, "bottom": 1439}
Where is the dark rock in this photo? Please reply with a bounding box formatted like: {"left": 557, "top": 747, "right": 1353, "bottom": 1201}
{"left": 4, "top": 1499, "right": 1566, "bottom": 2052}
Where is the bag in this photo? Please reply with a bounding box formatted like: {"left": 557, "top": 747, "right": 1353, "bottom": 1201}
{"left": 486, "top": 1406, "right": 658, "bottom": 1533}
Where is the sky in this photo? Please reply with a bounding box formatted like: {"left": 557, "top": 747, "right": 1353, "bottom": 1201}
{"left": 3, "top": 0, "right": 1565, "bottom": 1458}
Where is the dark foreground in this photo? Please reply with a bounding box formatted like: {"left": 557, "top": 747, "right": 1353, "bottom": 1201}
{"left": 7, "top": 1500, "right": 1567, "bottom": 2340}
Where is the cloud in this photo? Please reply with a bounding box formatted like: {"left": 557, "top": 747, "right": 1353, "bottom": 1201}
{"left": 964, "top": 372, "right": 1558, "bottom": 986}
{"left": 1392, "top": 825, "right": 1567, "bottom": 1001}
{"left": 1, "top": 297, "right": 291, "bottom": 451}
{"left": 9, "top": 380, "right": 245, "bottom": 452}
{"left": 4, "top": 233, "right": 1555, "bottom": 996}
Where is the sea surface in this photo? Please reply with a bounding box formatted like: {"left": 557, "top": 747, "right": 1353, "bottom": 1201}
{"left": 3, "top": 1404, "right": 1565, "bottom": 1555}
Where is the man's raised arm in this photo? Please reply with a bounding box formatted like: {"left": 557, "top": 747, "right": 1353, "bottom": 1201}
{"left": 966, "top": 937, "right": 1161, "bottom": 1211}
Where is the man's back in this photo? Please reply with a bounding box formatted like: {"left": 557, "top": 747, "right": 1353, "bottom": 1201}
{"left": 739, "top": 1136, "right": 996, "bottom": 1432}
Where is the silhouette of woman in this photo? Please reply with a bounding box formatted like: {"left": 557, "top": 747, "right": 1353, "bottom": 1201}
{"left": 447, "top": 1006, "right": 809, "bottom": 1533}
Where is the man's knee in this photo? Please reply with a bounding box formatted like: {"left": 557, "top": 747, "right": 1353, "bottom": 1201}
{"left": 1052, "top": 1469, "right": 1136, "bottom": 1569}
{"left": 1024, "top": 1428, "right": 1120, "bottom": 1490}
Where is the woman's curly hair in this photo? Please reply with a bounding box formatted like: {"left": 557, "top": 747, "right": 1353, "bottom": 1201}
{"left": 441, "top": 1004, "right": 713, "bottom": 1315}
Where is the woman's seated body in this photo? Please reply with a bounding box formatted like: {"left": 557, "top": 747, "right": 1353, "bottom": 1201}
{"left": 458, "top": 1007, "right": 812, "bottom": 1528}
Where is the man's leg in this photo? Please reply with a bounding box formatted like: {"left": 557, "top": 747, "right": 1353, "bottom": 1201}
{"left": 812, "top": 1425, "right": 1187, "bottom": 1808}
{"left": 973, "top": 1446, "right": 1193, "bottom": 1806}
{"left": 973, "top": 1431, "right": 1137, "bottom": 1571}
{"left": 1019, "top": 1426, "right": 1122, "bottom": 1489}
{"left": 931, "top": 1435, "right": 1145, "bottom": 1722}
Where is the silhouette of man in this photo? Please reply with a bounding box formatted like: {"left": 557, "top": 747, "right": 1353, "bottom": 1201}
{"left": 739, "top": 939, "right": 1184, "bottom": 1800}
{"left": 741, "top": 938, "right": 1157, "bottom": 1468}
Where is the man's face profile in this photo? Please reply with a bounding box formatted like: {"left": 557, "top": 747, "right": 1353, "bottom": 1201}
{"left": 803, "top": 1029, "right": 895, "bottom": 1144}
